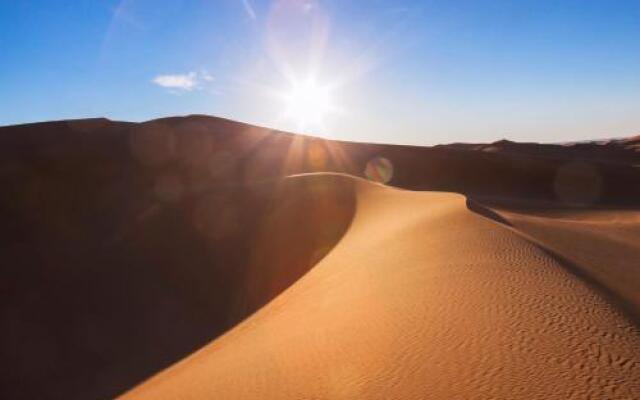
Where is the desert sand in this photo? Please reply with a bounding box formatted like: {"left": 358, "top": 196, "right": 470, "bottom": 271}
{"left": 1, "top": 116, "right": 639, "bottom": 399}
{"left": 122, "top": 174, "right": 640, "bottom": 399}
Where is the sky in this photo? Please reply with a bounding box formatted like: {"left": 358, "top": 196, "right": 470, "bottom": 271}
{"left": 1, "top": 0, "right": 639, "bottom": 145}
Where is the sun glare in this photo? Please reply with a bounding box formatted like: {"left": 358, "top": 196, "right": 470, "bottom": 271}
{"left": 282, "top": 79, "right": 334, "bottom": 131}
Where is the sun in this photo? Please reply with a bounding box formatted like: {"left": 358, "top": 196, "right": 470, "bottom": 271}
{"left": 282, "top": 78, "right": 334, "bottom": 130}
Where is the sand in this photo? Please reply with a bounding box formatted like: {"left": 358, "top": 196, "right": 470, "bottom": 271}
{"left": 2, "top": 116, "right": 639, "bottom": 398}
{"left": 487, "top": 202, "right": 640, "bottom": 322}
{"left": 122, "top": 174, "right": 640, "bottom": 399}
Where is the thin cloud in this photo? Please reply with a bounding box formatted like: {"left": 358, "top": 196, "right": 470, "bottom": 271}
{"left": 152, "top": 72, "right": 198, "bottom": 91}
{"left": 242, "top": 0, "right": 257, "bottom": 20}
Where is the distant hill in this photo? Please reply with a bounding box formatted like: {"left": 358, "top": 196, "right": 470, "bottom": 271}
{"left": 441, "top": 136, "right": 640, "bottom": 165}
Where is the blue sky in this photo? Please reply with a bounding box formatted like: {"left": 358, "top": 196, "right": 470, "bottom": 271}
{"left": 1, "top": 0, "right": 639, "bottom": 144}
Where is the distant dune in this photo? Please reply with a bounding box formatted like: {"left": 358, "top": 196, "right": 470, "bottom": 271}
{"left": 0, "top": 116, "right": 638, "bottom": 399}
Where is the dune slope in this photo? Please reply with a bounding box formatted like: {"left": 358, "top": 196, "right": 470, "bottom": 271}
{"left": 485, "top": 202, "right": 640, "bottom": 320}
{"left": 2, "top": 117, "right": 639, "bottom": 398}
{"left": 124, "top": 175, "right": 640, "bottom": 399}
{"left": 0, "top": 173, "right": 354, "bottom": 400}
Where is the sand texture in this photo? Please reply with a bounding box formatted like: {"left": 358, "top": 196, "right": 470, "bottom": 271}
{"left": 1, "top": 116, "right": 639, "bottom": 399}
{"left": 123, "top": 175, "right": 640, "bottom": 399}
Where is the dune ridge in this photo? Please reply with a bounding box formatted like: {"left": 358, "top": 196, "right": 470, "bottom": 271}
{"left": 123, "top": 174, "right": 640, "bottom": 399}
{"left": 0, "top": 173, "right": 355, "bottom": 400}
{"left": 1, "top": 116, "right": 639, "bottom": 398}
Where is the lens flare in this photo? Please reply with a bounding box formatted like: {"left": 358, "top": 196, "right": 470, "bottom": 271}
{"left": 282, "top": 78, "right": 333, "bottom": 130}
{"left": 365, "top": 157, "right": 393, "bottom": 184}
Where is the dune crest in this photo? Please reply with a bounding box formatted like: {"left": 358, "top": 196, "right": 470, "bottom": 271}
{"left": 123, "top": 175, "right": 640, "bottom": 399}
{"left": 2, "top": 117, "right": 639, "bottom": 398}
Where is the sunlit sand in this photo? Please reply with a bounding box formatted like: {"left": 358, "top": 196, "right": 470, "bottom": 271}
{"left": 1, "top": 116, "right": 639, "bottom": 399}
{"left": 123, "top": 175, "right": 640, "bottom": 399}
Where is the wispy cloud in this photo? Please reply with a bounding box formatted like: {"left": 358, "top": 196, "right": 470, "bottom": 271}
{"left": 242, "top": 0, "right": 257, "bottom": 20}
{"left": 152, "top": 71, "right": 214, "bottom": 92}
{"left": 152, "top": 72, "right": 198, "bottom": 90}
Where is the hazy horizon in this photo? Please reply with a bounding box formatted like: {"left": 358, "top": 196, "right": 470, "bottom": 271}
{"left": 2, "top": 0, "right": 639, "bottom": 145}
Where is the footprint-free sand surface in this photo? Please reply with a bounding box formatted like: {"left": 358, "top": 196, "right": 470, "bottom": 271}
{"left": 123, "top": 174, "right": 640, "bottom": 399}
{"left": 2, "top": 116, "right": 640, "bottom": 399}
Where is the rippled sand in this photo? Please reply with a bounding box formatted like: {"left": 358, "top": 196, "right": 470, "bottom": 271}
{"left": 123, "top": 174, "right": 640, "bottom": 399}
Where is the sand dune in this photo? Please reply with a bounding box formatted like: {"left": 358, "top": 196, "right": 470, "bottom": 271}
{"left": 0, "top": 173, "right": 354, "bottom": 399}
{"left": 123, "top": 174, "right": 640, "bottom": 399}
{"left": 485, "top": 201, "right": 640, "bottom": 321}
{"left": 1, "top": 116, "right": 639, "bottom": 399}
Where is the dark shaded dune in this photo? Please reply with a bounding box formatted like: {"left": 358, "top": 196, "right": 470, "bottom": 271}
{"left": 1, "top": 115, "right": 640, "bottom": 398}
{"left": 0, "top": 167, "right": 355, "bottom": 399}
{"left": 2, "top": 115, "right": 639, "bottom": 205}
{"left": 383, "top": 146, "right": 640, "bottom": 205}
{"left": 443, "top": 136, "right": 640, "bottom": 165}
{"left": 465, "top": 198, "right": 513, "bottom": 227}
